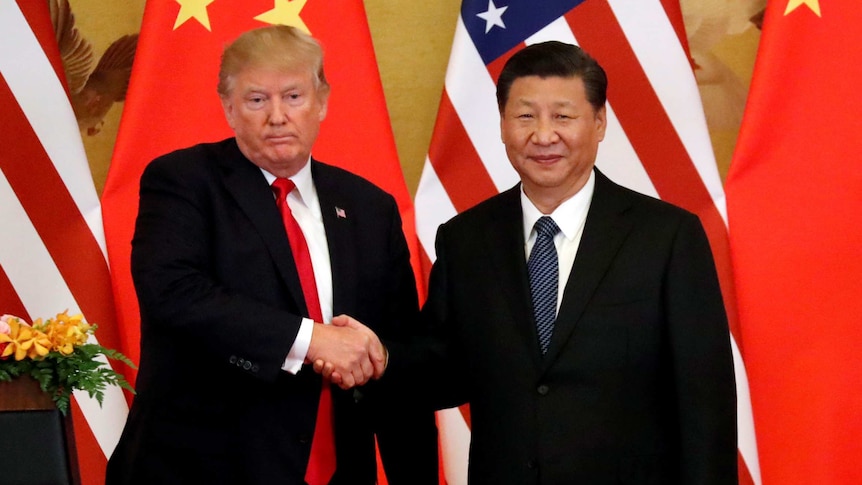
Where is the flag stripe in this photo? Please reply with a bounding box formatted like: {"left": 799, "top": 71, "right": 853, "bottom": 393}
{"left": 608, "top": 0, "right": 722, "bottom": 197}
{"left": 730, "top": 327, "right": 761, "bottom": 484}
{"left": 437, "top": 407, "right": 471, "bottom": 485}
{"left": 484, "top": 43, "right": 521, "bottom": 86}
{"left": 0, "top": 168, "right": 78, "bottom": 321}
{"left": 0, "top": 263, "right": 29, "bottom": 319}
{"left": 737, "top": 453, "right": 756, "bottom": 485}
{"left": 657, "top": 0, "right": 690, "bottom": 55}
{"left": 419, "top": 246, "right": 434, "bottom": 296}
{"left": 11, "top": 0, "right": 71, "bottom": 97}
{"left": 415, "top": 160, "right": 459, "bottom": 263}
{"left": 595, "top": 104, "right": 660, "bottom": 198}
{"left": 427, "top": 92, "right": 499, "bottom": 213}
{"left": 71, "top": 400, "right": 108, "bottom": 485}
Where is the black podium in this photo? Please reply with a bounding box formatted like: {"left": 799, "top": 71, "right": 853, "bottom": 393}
{"left": 0, "top": 377, "right": 81, "bottom": 485}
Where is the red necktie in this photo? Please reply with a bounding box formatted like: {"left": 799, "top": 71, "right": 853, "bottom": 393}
{"left": 272, "top": 178, "right": 335, "bottom": 485}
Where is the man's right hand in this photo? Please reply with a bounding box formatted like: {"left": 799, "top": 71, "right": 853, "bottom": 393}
{"left": 305, "top": 317, "right": 385, "bottom": 389}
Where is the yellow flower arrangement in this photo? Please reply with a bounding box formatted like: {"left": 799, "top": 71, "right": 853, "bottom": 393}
{"left": 0, "top": 311, "right": 134, "bottom": 415}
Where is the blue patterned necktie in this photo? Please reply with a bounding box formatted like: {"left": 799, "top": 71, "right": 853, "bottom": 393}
{"left": 528, "top": 216, "right": 560, "bottom": 354}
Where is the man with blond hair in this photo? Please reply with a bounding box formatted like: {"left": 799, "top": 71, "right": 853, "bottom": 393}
{"left": 106, "top": 25, "right": 437, "bottom": 485}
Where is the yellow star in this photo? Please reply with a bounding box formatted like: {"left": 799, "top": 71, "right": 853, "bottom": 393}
{"left": 174, "top": 0, "right": 216, "bottom": 31}
{"left": 785, "top": 0, "right": 821, "bottom": 17}
{"left": 255, "top": 0, "right": 310, "bottom": 34}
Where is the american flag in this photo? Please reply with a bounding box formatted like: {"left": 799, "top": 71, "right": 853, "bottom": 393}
{"left": 413, "top": 1, "right": 760, "bottom": 484}
{"left": 0, "top": 1, "right": 128, "bottom": 483}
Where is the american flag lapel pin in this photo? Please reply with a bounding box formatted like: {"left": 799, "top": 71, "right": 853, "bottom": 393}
{"left": 335, "top": 207, "right": 347, "bottom": 219}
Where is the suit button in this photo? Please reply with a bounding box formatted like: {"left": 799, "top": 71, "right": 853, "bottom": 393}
{"left": 243, "top": 361, "right": 252, "bottom": 370}
{"left": 299, "top": 434, "right": 311, "bottom": 444}
{"left": 527, "top": 460, "right": 537, "bottom": 469}
{"left": 537, "top": 384, "right": 549, "bottom": 396}
{"left": 251, "top": 364, "right": 260, "bottom": 373}
{"left": 229, "top": 355, "right": 237, "bottom": 364}
{"left": 237, "top": 358, "right": 245, "bottom": 367}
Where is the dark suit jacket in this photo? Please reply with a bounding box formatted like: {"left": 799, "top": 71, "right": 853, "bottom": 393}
{"left": 106, "top": 138, "right": 437, "bottom": 485}
{"left": 410, "top": 169, "right": 736, "bottom": 485}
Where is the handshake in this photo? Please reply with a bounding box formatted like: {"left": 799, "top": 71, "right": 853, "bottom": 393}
{"left": 305, "top": 315, "right": 386, "bottom": 389}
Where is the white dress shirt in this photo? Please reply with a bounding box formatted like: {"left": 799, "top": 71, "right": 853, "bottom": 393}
{"left": 521, "top": 170, "right": 595, "bottom": 313}
{"left": 262, "top": 160, "right": 333, "bottom": 374}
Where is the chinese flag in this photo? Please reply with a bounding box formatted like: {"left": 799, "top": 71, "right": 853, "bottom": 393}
{"left": 102, "top": 0, "right": 421, "bottom": 378}
{"left": 726, "top": 1, "right": 862, "bottom": 484}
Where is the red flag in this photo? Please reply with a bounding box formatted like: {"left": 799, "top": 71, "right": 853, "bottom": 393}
{"left": 726, "top": 1, "right": 862, "bottom": 484}
{"left": 102, "top": 0, "right": 422, "bottom": 380}
{"left": 1, "top": 1, "right": 129, "bottom": 483}
{"left": 415, "top": 1, "right": 759, "bottom": 483}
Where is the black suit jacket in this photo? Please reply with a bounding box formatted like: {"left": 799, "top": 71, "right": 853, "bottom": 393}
{"left": 409, "top": 169, "right": 736, "bottom": 485}
{"left": 106, "top": 138, "right": 437, "bottom": 485}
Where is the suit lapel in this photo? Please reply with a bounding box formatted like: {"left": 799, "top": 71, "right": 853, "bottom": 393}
{"left": 484, "top": 186, "right": 544, "bottom": 368}
{"left": 312, "top": 161, "right": 357, "bottom": 316}
{"left": 542, "top": 170, "right": 634, "bottom": 369}
{"left": 218, "top": 140, "right": 308, "bottom": 316}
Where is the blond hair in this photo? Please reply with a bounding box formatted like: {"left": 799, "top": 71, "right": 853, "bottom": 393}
{"left": 217, "top": 25, "right": 329, "bottom": 97}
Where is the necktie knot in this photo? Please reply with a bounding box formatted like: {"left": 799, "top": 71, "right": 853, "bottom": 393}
{"left": 533, "top": 216, "right": 560, "bottom": 240}
{"left": 272, "top": 177, "right": 295, "bottom": 201}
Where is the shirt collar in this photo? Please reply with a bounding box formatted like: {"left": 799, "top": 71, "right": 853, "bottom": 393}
{"left": 260, "top": 157, "right": 319, "bottom": 211}
{"left": 521, "top": 169, "right": 595, "bottom": 242}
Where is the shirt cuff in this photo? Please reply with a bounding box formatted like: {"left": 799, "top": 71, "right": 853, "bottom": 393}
{"left": 282, "top": 317, "right": 314, "bottom": 374}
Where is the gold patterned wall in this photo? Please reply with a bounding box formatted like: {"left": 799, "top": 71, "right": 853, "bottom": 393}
{"left": 68, "top": 0, "right": 761, "bottom": 195}
{"left": 681, "top": 0, "right": 765, "bottom": 181}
